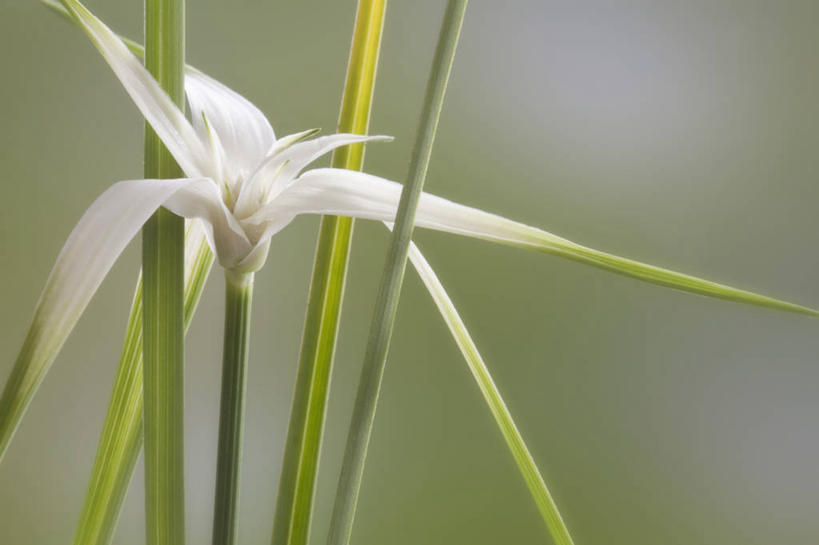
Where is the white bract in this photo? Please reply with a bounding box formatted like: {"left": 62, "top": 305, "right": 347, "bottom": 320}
{"left": 30, "top": 0, "right": 819, "bottom": 366}
{"left": 0, "top": 0, "right": 816, "bottom": 479}
{"left": 2, "top": 0, "right": 814, "bottom": 459}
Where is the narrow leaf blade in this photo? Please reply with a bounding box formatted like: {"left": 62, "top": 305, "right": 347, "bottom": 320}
{"left": 73, "top": 223, "right": 213, "bottom": 545}
{"left": 407, "top": 239, "right": 575, "bottom": 545}
{"left": 277, "top": 169, "right": 817, "bottom": 316}
{"left": 0, "top": 179, "right": 201, "bottom": 461}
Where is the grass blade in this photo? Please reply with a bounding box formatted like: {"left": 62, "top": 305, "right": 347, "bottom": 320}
{"left": 406, "top": 240, "right": 575, "bottom": 544}
{"left": 0, "top": 2, "right": 185, "bottom": 466}
{"left": 73, "top": 224, "right": 213, "bottom": 545}
{"left": 271, "top": 3, "right": 387, "bottom": 545}
{"left": 326, "top": 2, "right": 467, "bottom": 544}
{"left": 73, "top": 282, "right": 145, "bottom": 545}
{"left": 142, "top": 0, "right": 187, "bottom": 543}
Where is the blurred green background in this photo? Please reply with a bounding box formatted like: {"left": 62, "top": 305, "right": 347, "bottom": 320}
{"left": 3, "top": 1, "right": 819, "bottom": 543}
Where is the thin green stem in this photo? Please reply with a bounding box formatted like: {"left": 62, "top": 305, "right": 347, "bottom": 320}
{"left": 271, "top": 2, "right": 387, "bottom": 545}
{"left": 142, "top": 0, "right": 186, "bottom": 544}
{"left": 212, "top": 272, "right": 254, "bottom": 545}
{"left": 326, "top": 3, "right": 467, "bottom": 544}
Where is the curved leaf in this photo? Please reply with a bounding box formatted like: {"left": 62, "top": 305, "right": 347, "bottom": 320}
{"left": 269, "top": 168, "right": 817, "bottom": 316}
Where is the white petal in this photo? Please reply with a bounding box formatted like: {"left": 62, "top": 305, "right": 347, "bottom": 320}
{"left": 162, "top": 179, "right": 254, "bottom": 270}
{"left": 233, "top": 134, "right": 392, "bottom": 219}
{"left": 33, "top": 179, "right": 215, "bottom": 338}
{"left": 60, "top": 0, "right": 213, "bottom": 178}
{"left": 266, "top": 134, "right": 393, "bottom": 193}
{"left": 233, "top": 239, "right": 273, "bottom": 273}
{"left": 0, "top": 177, "right": 213, "bottom": 457}
{"left": 262, "top": 168, "right": 817, "bottom": 314}
{"left": 222, "top": 128, "right": 318, "bottom": 210}
{"left": 185, "top": 69, "right": 275, "bottom": 184}
{"left": 264, "top": 128, "right": 321, "bottom": 157}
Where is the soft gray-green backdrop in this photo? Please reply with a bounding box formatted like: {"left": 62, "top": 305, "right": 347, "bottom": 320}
{"left": 2, "top": 1, "right": 819, "bottom": 544}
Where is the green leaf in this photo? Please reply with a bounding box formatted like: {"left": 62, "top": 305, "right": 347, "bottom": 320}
{"left": 504, "top": 226, "right": 818, "bottom": 316}
{"left": 73, "top": 223, "right": 213, "bottom": 545}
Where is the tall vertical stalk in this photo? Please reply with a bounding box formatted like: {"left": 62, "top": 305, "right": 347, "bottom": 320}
{"left": 326, "top": 2, "right": 467, "bottom": 545}
{"left": 142, "top": 0, "right": 187, "bottom": 544}
{"left": 271, "top": 2, "right": 387, "bottom": 545}
{"left": 212, "top": 272, "right": 254, "bottom": 545}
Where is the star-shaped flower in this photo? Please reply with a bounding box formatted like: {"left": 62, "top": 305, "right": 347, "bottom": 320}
{"left": 2, "top": 0, "right": 814, "bottom": 460}
{"left": 49, "top": 0, "right": 816, "bottom": 297}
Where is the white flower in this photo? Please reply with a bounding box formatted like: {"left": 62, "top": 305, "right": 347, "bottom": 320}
{"left": 0, "top": 0, "right": 812, "bottom": 460}
{"left": 25, "top": 0, "right": 816, "bottom": 359}
{"left": 56, "top": 1, "right": 574, "bottom": 275}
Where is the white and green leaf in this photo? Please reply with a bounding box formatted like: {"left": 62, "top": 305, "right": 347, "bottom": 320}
{"left": 57, "top": 0, "right": 213, "bottom": 178}
{"left": 73, "top": 221, "right": 213, "bottom": 545}
{"left": 0, "top": 177, "right": 208, "bottom": 460}
{"left": 268, "top": 168, "right": 818, "bottom": 316}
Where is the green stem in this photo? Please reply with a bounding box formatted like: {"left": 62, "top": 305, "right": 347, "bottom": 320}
{"left": 270, "top": 2, "right": 387, "bottom": 545}
{"left": 142, "top": 0, "right": 186, "bottom": 544}
{"left": 212, "top": 272, "right": 254, "bottom": 545}
{"left": 326, "top": 2, "right": 467, "bottom": 545}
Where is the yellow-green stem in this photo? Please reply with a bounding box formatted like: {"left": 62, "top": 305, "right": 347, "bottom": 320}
{"left": 271, "top": 2, "right": 387, "bottom": 545}
{"left": 326, "top": 2, "right": 467, "bottom": 544}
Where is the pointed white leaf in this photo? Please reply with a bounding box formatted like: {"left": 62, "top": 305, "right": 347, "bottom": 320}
{"left": 162, "top": 178, "right": 254, "bottom": 270}
{"left": 262, "top": 168, "right": 816, "bottom": 315}
{"left": 60, "top": 0, "right": 213, "bottom": 178}
{"left": 0, "top": 176, "right": 211, "bottom": 457}
{"left": 36, "top": 179, "right": 211, "bottom": 349}
{"left": 199, "top": 111, "right": 230, "bottom": 190}
{"left": 52, "top": 0, "right": 269, "bottom": 186}
{"left": 233, "top": 134, "right": 393, "bottom": 219}
{"left": 264, "top": 128, "right": 322, "bottom": 157}
{"left": 269, "top": 134, "right": 393, "bottom": 195}
{"left": 185, "top": 68, "right": 275, "bottom": 185}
